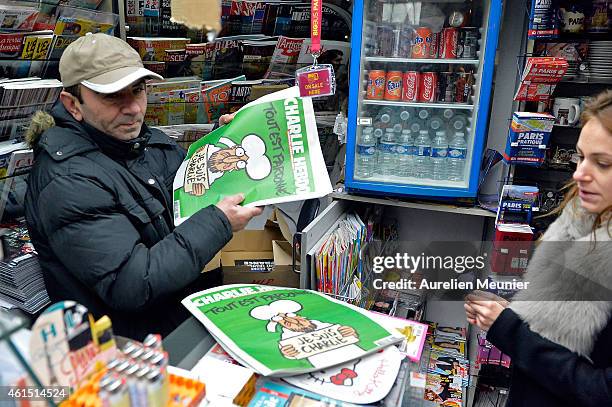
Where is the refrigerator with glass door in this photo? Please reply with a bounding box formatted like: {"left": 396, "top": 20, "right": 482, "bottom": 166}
{"left": 345, "top": 0, "right": 503, "bottom": 198}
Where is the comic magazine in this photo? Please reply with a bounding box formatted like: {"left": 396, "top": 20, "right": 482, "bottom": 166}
{"left": 424, "top": 373, "right": 463, "bottom": 407}
{"left": 181, "top": 284, "right": 404, "bottom": 376}
{"left": 434, "top": 325, "right": 467, "bottom": 342}
{"left": 172, "top": 86, "right": 332, "bottom": 225}
{"left": 427, "top": 351, "right": 469, "bottom": 388}
{"left": 429, "top": 337, "right": 466, "bottom": 358}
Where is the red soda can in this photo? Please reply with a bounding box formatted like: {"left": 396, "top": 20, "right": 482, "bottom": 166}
{"left": 402, "top": 71, "right": 420, "bottom": 102}
{"left": 440, "top": 27, "right": 458, "bottom": 59}
{"left": 411, "top": 27, "right": 432, "bottom": 59}
{"left": 384, "top": 71, "right": 403, "bottom": 100}
{"left": 429, "top": 31, "right": 441, "bottom": 58}
{"left": 418, "top": 72, "right": 438, "bottom": 102}
{"left": 366, "top": 70, "right": 386, "bottom": 100}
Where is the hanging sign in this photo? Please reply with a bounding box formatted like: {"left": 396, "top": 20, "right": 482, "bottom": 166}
{"left": 296, "top": 0, "right": 336, "bottom": 98}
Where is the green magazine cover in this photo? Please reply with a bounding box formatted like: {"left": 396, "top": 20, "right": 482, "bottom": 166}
{"left": 181, "top": 284, "right": 404, "bottom": 377}
{"left": 172, "top": 86, "right": 332, "bottom": 225}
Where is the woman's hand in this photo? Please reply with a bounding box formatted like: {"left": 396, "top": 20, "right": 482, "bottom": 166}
{"left": 464, "top": 290, "right": 508, "bottom": 331}
{"left": 218, "top": 113, "right": 236, "bottom": 126}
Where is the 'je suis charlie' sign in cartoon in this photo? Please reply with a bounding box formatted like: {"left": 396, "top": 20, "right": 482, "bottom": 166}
{"left": 182, "top": 284, "right": 404, "bottom": 376}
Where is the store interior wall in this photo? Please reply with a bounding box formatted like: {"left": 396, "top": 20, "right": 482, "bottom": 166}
{"left": 481, "top": 0, "right": 529, "bottom": 196}
{"left": 391, "top": 206, "right": 487, "bottom": 242}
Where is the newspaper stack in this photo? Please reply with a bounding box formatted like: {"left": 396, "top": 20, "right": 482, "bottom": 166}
{"left": 0, "top": 220, "right": 49, "bottom": 314}
{"left": 182, "top": 284, "right": 404, "bottom": 377}
{"left": 183, "top": 284, "right": 440, "bottom": 404}
{"left": 0, "top": 79, "right": 62, "bottom": 142}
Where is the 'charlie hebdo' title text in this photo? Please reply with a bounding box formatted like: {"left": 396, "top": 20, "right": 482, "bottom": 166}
{"left": 284, "top": 98, "right": 311, "bottom": 194}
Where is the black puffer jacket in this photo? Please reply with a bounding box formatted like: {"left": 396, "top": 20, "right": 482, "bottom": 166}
{"left": 488, "top": 309, "right": 612, "bottom": 407}
{"left": 25, "top": 103, "right": 232, "bottom": 340}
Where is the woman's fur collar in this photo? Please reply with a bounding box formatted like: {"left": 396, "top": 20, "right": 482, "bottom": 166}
{"left": 509, "top": 199, "right": 612, "bottom": 358}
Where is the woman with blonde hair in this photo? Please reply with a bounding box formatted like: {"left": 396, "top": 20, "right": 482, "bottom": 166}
{"left": 465, "top": 90, "right": 612, "bottom": 406}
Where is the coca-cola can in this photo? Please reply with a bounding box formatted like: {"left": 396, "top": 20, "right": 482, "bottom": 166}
{"left": 402, "top": 71, "right": 420, "bottom": 101}
{"left": 418, "top": 72, "right": 438, "bottom": 102}
{"left": 440, "top": 27, "right": 458, "bottom": 59}
{"left": 437, "top": 72, "right": 456, "bottom": 103}
{"left": 384, "top": 70, "right": 403, "bottom": 100}
{"left": 458, "top": 27, "right": 479, "bottom": 59}
{"left": 429, "top": 31, "right": 441, "bottom": 59}
{"left": 455, "top": 71, "right": 474, "bottom": 103}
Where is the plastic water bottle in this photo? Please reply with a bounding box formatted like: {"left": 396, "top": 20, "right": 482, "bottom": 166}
{"left": 398, "top": 109, "right": 411, "bottom": 129}
{"left": 448, "top": 132, "right": 467, "bottom": 181}
{"left": 355, "top": 127, "right": 377, "bottom": 178}
{"left": 410, "top": 121, "right": 422, "bottom": 134}
{"left": 373, "top": 127, "right": 384, "bottom": 139}
{"left": 417, "top": 109, "right": 431, "bottom": 135}
{"left": 417, "top": 108, "right": 430, "bottom": 121}
{"left": 396, "top": 129, "right": 414, "bottom": 177}
{"left": 442, "top": 108, "right": 454, "bottom": 121}
{"left": 414, "top": 129, "right": 432, "bottom": 179}
{"left": 376, "top": 107, "right": 395, "bottom": 129}
{"left": 428, "top": 115, "right": 444, "bottom": 133}
{"left": 448, "top": 113, "right": 468, "bottom": 135}
{"left": 431, "top": 130, "right": 448, "bottom": 181}
{"left": 378, "top": 128, "right": 397, "bottom": 176}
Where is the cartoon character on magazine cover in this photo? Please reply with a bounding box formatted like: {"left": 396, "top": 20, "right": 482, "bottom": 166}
{"left": 249, "top": 300, "right": 364, "bottom": 368}
{"left": 184, "top": 134, "right": 271, "bottom": 196}
{"left": 307, "top": 358, "right": 362, "bottom": 386}
{"left": 284, "top": 346, "right": 404, "bottom": 404}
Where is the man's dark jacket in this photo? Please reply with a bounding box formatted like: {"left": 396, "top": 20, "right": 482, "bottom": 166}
{"left": 25, "top": 103, "right": 232, "bottom": 340}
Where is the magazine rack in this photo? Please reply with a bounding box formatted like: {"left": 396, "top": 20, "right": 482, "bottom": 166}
{"left": 510, "top": 0, "right": 611, "bottom": 220}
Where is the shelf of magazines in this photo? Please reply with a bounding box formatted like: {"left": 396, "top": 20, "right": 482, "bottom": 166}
{"left": 0, "top": 0, "right": 121, "bottom": 141}
{"left": 123, "top": 0, "right": 352, "bottom": 45}
{"left": 0, "top": 0, "right": 120, "bottom": 80}
{"left": 141, "top": 67, "right": 348, "bottom": 131}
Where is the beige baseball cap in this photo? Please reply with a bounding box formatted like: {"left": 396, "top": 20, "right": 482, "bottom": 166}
{"left": 59, "top": 33, "right": 163, "bottom": 94}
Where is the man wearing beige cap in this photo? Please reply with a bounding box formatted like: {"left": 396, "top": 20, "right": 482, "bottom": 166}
{"left": 24, "top": 33, "right": 262, "bottom": 340}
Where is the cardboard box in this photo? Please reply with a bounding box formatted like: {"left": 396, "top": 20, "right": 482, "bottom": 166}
{"left": 204, "top": 227, "right": 300, "bottom": 288}
{"left": 503, "top": 112, "right": 554, "bottom": 166}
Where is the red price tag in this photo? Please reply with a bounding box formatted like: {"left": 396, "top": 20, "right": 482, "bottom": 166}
{"left": 296, "top": 65, "right": 336, "bottom": 98}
